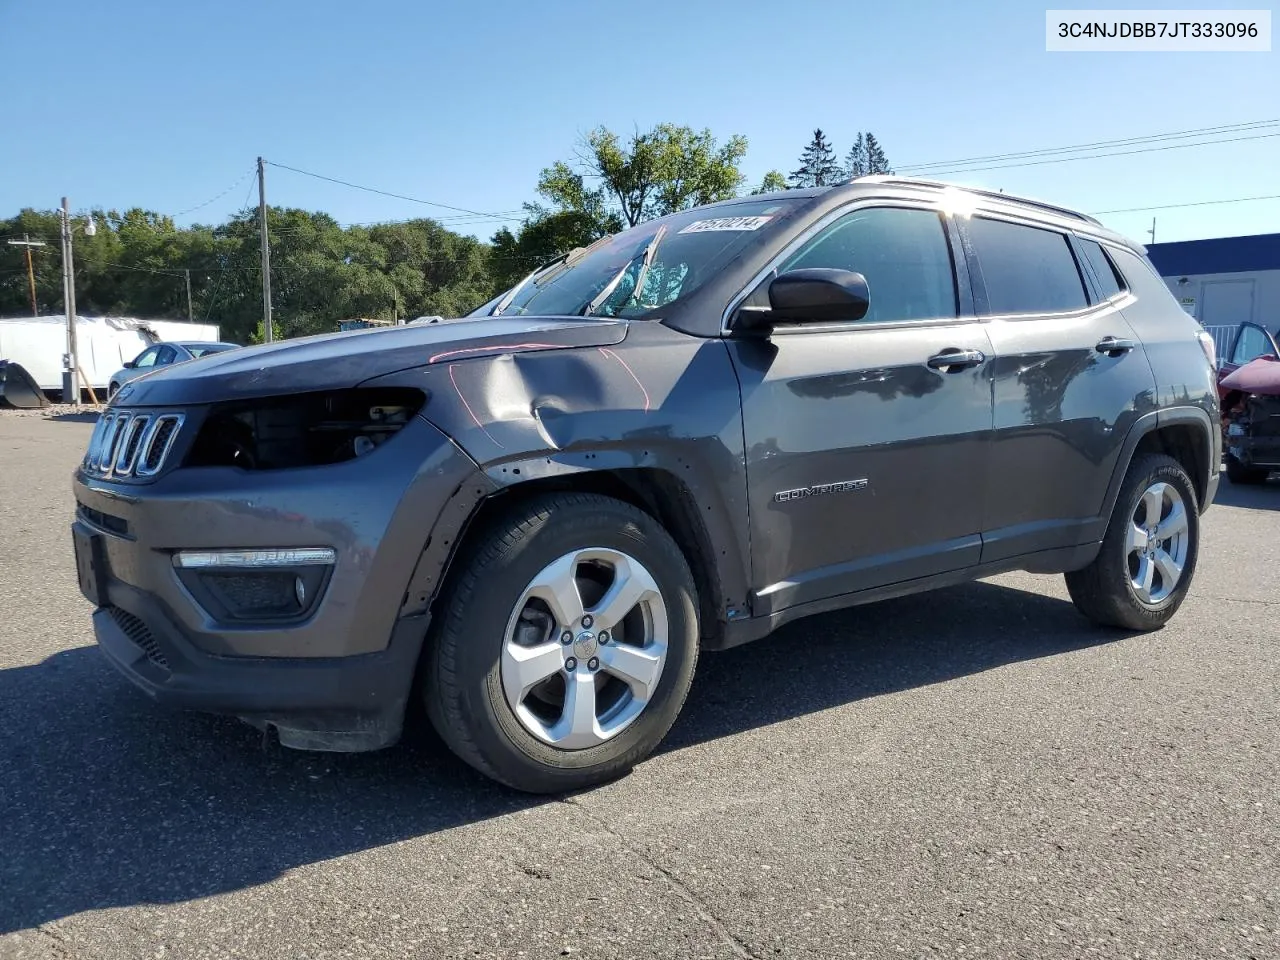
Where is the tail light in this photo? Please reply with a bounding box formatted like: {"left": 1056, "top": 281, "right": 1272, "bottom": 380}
{"left": 1195, "top": 328, "right": 1217, "bottom": 371}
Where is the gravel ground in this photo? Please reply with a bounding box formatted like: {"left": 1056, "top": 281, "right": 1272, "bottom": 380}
{"left": 0, "top": 411, "right": 1276, "bottom": 960}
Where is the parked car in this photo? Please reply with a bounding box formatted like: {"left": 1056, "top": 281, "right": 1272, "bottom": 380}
{"left": 1216, "top": 321, "right": 1280, "bottom": 484}
{"left": 1216, "top": 320, "right": 1278, "bottom": 388}
{"left": 72, "top": 177, "right": 1220, "bottom": 793}
{"left": 107, "top": 341, "right": 240, "bottom": 398}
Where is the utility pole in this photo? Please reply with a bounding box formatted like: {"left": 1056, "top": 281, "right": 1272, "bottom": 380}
{"left": 184, "top": 268, "right": 193, "bottom": 322}
{"left": 6, "top": 235, "right": 46, "bottom": 316}
{"left": 1148, "top": 217, "right": 1157, "bottom": 245}
{"left": 257, "top": 156, "right": 273, "bottom": 342}
{"left": 60, "top": 198, "right": 80, "bottom": 406}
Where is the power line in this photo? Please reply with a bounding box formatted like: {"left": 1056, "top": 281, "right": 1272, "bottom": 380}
{"left": 173, "top": 168, "right": 258, "bottom": 218}
{"left": 1091, "top": 193, "right": 1280, "bottom": 216}
{"left": 900, "top": 118, "right": 1280, "bottom": 172}
{"left": 265, "top": 160, "right": 521, "bottom": 220}
{"left": 905, "top": 130, "right": 1280, "bottom": 177}
{"left": 202, "top": 176, "right": 260, "bottom": 324}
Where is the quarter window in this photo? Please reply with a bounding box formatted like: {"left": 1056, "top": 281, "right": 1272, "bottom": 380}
{"left": 969, "top": 217, "right": 1088, "bottom": 315}
{"left": 777, "top": 207, "right": 958, "bottom": 323}
{"left": 1078, "top": 239, "right": 1126, "bottom": 300}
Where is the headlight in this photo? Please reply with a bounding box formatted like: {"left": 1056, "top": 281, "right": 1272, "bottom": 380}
{"left": 185, "top": 387, "right": 425, "bottom": 470}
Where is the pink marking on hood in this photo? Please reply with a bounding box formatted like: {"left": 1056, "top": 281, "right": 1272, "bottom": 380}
{"left": 429, "top": 342, "right": 571, "bottom": 364}
{"left": 599, "top": 347, "right": 650, "bottom": 413}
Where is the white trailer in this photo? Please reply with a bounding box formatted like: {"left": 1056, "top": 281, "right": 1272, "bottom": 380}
{"left": 0, "top": 315, "right": 221, "bottom": 395}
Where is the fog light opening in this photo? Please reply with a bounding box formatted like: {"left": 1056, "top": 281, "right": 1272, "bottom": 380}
{"left": 295, "top": 576, "right": 307, "bottom": 606}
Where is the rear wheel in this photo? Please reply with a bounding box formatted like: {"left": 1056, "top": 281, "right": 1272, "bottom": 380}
{"left": 1225, "top": 452, "right": 1269, "bottom": 485}
{"left": 423, "top": 492, "right": 699, "bottom": 794}
{"left": 1066, "top": 453, "right": 1200, "bottom": 631}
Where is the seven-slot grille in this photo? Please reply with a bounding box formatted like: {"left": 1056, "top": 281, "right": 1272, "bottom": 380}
{"left": 83, "top": 410, "right": 186, "bottom": 479}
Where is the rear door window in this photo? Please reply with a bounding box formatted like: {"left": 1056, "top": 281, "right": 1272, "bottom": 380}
{"left": 969, "top": 217, "right": 1088, "bottom": 315}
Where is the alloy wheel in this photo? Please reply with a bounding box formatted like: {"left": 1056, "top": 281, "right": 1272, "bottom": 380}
{"left": 500, "top": 547, "right": 668, "bottom": 750}
{"left": 1125, "top": 481, "right": 1190, "bottom": 604}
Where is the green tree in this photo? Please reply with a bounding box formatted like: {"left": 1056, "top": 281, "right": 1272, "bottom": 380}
{"left": 536, "top": 123, "right": 748, "bottom": 231}
{"left": 789, "top": 129, "right": 840, "bottom": 188}
{"left": 751, "top": 170, "right": 789, "bottom": 194}
{"left": 844, "top": 134, "right": 868, "bottom": 180}
{"left": 865, "top": 133, "right": 892, "bottom": 175}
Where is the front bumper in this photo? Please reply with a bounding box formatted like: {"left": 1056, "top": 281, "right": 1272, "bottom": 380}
{"left": 72, "top": 413, "right": 481, "bottom": 750}
{"left": 1226, "top": 432, "right": 1280, "bottom": 469}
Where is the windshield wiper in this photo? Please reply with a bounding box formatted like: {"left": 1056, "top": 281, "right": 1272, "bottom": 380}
{"left": 583, "top": 225, "right": 666, "bottom": 317}
{"left": 490, "top": 233, "right": 616, "bottom": 317}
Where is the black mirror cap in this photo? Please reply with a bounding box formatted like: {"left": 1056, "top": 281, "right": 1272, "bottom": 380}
{"left": 123, "top": 361, "right": 136, "bottom": 369}
{"left": 769, "top": 268, "right": 870, "bottom": 324}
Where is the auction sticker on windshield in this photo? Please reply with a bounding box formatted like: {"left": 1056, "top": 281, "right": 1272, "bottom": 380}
{"left": 678, "top": 216, "right": 773, "bottom": 234}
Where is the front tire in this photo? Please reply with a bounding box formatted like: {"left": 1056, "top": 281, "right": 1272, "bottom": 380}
{"left": 423, "top": 492, "right": 699, "bottom": 794}
{"left": 108, "top": 382, "right": 120, "bottom": 400}
{"left": 1066, "top": 453, "right": 1200, "bottom": 631}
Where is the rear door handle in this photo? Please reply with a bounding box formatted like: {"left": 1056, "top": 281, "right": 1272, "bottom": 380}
{"left": 927, "top": 348, "right": 986, "bottom": 372}
{"left": 1096, "top": 336, "right": 1135, "bottom": 357}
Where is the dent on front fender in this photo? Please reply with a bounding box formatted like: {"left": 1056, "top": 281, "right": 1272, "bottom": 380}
{"left": 363, "top": 325, "right": 755, "bottom": 624}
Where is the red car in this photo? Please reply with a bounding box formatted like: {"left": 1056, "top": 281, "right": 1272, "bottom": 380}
{"left": 1217, "top": 321, "right": 1280, "bottom": 485}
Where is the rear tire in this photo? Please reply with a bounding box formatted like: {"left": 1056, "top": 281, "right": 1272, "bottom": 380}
{"left": 1066, "top": 453, "right": 1200, "bottom": 631}
{"left": 1225, "top": 452, "right": 1268, "bottom": 485}
{"left": 423, "top": 492, "right": 699, "bottom": 794}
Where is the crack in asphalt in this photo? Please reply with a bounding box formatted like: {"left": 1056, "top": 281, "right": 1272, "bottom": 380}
{"left": 1204, "top": 595, "right": 1280, "bottom": 606}
{"left": 36, "top": 923, "right": 74, "bottom": 958}
{"left": 562, "top": 796, "right": 762, "bottom": 960}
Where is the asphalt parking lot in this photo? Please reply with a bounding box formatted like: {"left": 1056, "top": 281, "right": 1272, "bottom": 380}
{"left": 1, "top": 410, "right": 1276, "bottom": 960}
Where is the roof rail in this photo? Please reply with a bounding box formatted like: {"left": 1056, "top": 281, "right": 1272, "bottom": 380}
{"left": 849, "top": 175, "right": 1102, "bottom": 226}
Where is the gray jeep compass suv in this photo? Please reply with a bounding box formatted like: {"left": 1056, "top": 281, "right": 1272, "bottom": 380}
{"left": 71, "top": 177, "right": 1221, "bottom": 793}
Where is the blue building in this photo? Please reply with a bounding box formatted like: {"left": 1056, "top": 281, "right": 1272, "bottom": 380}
{"left": 1145, "top": 232, "right": 1280, "bottom": 356}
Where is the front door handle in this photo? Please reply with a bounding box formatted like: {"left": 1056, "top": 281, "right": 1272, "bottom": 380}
{"left": 1096, "top": 336, "right": 1135, "bottom": 357}
{"left": 927, "top": 347, "right": 986, "bottom": 372}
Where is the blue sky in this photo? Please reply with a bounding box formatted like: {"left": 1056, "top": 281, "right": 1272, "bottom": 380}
{"left": 2, "top": 0, "right": 1276, "bottom": 244}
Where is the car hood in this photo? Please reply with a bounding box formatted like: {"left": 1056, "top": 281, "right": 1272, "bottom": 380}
{"left": 1221, "top": 355, "right": 1280, "bottom": 397}
{"left": 114, "top": 315, "right": 629, "bottom": 406}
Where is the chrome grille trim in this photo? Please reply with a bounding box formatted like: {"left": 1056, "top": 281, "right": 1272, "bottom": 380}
{"left": 113, "top": 415, "right": 151, "bottom": 476}
{"left": 135, "top": 414, "right": 185, "bottom": 477}
{"left": 82, "top": 410, "right": 186, "bottom": 480}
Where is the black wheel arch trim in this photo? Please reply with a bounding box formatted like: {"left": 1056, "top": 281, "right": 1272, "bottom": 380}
{"left": 397, "top": 449, "right": 753, "bottom": 650}
{"left": 1099, "top": 405, "right": 1218, "bottom": 525}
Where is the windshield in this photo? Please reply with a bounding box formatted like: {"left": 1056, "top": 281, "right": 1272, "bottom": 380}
{"left": 475, "top": 199, "right": 801, "bottom": 319}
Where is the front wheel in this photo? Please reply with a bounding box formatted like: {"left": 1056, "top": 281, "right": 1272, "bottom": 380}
{"left": 423, "top": 492, "right": 700, "bottom": 794}
{"left": 108, "top": 382, "right": 120, "bottom": 400}
{"left": 1066, "top": 453, "right": 1200, "bottom": 631}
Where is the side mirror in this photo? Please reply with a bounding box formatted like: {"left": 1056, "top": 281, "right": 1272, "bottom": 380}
{"left": 123, "top": 360, "right": 136, "bottom": 369}
{"left": 770, "top": 269, "right": 870, "bottom": 322}
{"left": 733, "top": 268, "right": 871, "bottom": 335}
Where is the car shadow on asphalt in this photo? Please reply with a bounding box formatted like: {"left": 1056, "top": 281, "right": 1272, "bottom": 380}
{"left": 0, "top": 579, "right": 1123, "bottom": 934}
{"left": 1212, "top": 476, "right": 1280, "bottom": 510}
